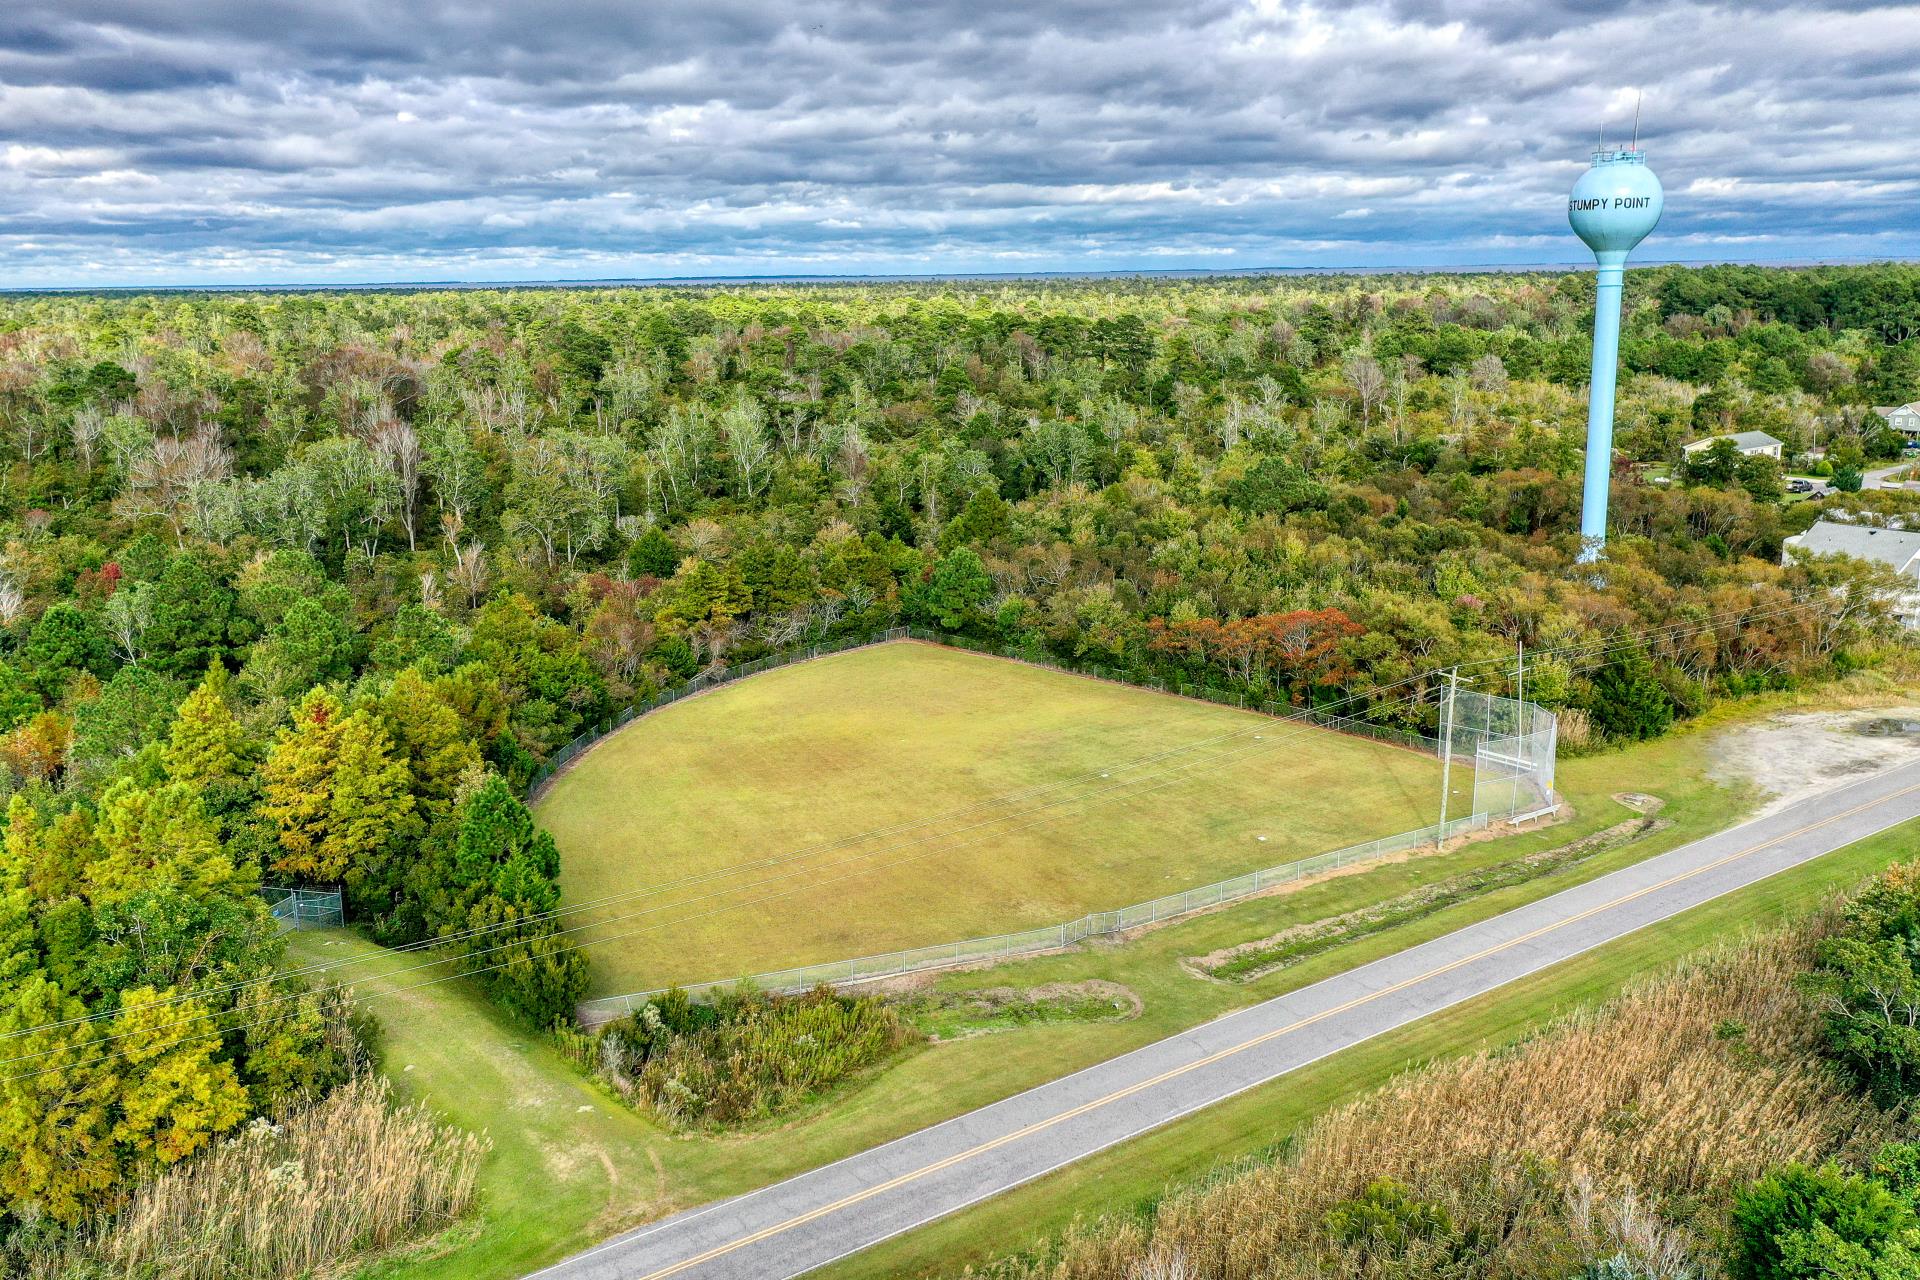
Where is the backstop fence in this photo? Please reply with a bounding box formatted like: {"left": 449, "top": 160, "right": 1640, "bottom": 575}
{"left": 571, "top": 638, "right": 1558, "bottom": 1023}
{"left": 260, "top": 885, "right": 345, "bottom": 931}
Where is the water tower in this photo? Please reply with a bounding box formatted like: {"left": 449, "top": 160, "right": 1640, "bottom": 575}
{"left": 1568, "top": 145, "right": 1663, "bottom": 561}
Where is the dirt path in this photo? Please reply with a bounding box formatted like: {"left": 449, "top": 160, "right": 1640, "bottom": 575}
{"left": 1709, "top": 702, "right": 1920, "bottom": 816}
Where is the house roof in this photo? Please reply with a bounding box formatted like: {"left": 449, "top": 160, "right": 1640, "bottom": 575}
{"left": 1685, "top": 430, "right": 1783, "bottom": 452}
{"left": 1874, "top": 403, "right": 1920, "bottom": 416}
{"left": 1790, "top": 520, "right": 1920, "bottom": 572}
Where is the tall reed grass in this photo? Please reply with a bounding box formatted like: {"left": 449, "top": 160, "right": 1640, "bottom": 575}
{"left": 56, "top": 1075, "right": 486, "bottom": 1280}
{"left": 969, "top": 929, "right": 1892, "bottom": 1279}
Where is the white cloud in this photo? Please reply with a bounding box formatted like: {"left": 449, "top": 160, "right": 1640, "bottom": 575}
{"left": 0, "top": 0, "right": 1915, "bottom": 284}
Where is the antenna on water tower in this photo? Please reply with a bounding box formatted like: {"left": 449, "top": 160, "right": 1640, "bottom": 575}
{"left": 1568, "top": 112, "right": 1663, "bottom": 563}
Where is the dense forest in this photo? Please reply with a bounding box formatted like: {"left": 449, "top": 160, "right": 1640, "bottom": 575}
{"left": 1, "top": 264, "right": 1918, "bottom": 1263}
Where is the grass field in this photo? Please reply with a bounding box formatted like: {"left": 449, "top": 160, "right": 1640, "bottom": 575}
{"left": 304, "top": 672, "right": 1920, "bottom": 1280}
{"left": 534, "top": 641, "right": 1453, "bottom": 994}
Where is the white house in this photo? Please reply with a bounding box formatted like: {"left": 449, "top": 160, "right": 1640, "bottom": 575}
{"left": 1782, "top": 519, "right": 1920, "bottom": 627}
{"left": 1682, "top": 430, "right": 1784, "bottom": 460}
{"left": 1874, "top": 403, "right": 1920, "bottom": 438}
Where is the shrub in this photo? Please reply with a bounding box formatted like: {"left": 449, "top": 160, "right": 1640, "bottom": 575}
{"left": 583, "top": 985, "right": 915, "bottom": 1128}
{"left": 1814, "top": 862, "right": 1920, "bottom": 1107}
{"left": 1728, "top": 1162, "right": 1916, "bottom": 1280}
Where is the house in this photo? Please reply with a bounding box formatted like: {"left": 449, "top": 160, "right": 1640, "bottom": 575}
{"left": 1874, "top": 403, "right": 1920, "bottom": 437}
{"left": 1782, "top": 519, "right": 1920, "bottom": 626}
{"left": 1682, "top": 430, "right": 1783, "bottom": 460}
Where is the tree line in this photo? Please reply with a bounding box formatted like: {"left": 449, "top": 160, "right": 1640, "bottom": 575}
{"left": 0, "top": 264, "right": 1915, "bottom": 1245}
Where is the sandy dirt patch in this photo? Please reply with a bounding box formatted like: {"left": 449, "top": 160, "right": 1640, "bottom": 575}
{"left": 1708, "top": 703, "right": 1920, "bottom": 817}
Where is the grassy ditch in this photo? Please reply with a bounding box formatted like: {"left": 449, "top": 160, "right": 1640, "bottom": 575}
{"left": 1196, "top": 800, "right": 1669, "bottom": 982}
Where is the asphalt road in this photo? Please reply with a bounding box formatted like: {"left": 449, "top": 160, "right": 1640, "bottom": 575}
{"left": 535, "top": 757, "right": 1920, "bottom": 1280}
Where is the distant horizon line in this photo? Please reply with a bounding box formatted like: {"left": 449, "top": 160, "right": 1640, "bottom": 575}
{"left": 5, "top": 251, "right": 1916, "bottom": 295}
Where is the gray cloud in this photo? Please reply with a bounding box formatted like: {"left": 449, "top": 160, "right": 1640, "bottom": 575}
{"left": 1, "top": 0, "right": 1917, "bottom": 284}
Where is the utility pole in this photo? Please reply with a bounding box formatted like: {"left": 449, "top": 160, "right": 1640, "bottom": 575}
{"left": 1436, "top": 666, "right": 1460, "bottom": 852}
{"left": 1512, "top": 640, "right": 1528, "bottom": 729}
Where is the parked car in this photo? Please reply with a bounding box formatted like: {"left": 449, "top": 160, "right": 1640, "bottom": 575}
{"left": 1787, "top": 478, "right": 1815, "bottom": 493}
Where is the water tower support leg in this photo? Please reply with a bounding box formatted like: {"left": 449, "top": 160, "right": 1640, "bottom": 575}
{"left": 1578, "top": 250, "right": 1629, "bottom": 564}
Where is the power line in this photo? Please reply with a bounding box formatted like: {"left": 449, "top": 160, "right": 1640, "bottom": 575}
{"left": 0, "top": 675, "right": 1431, "bottom": 1045}
{"left": 0, "top": 588, "right": 1868, "bottom": 1055}
{"left": 0, "top": 682, "right": 1444, "bottom": 1082}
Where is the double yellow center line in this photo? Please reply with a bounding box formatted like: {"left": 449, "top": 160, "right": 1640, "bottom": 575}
{"left": 631, "top": 781, "right": 1920, "bottom": 1280}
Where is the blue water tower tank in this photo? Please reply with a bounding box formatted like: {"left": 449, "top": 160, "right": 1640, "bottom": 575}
{"left": 1569, "top": 148, "right": 1664, "bottom": 562}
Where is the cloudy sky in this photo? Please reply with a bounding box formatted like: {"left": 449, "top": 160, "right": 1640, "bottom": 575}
{"left": 1, "top": 1, "right": 1917, "bottom": 286}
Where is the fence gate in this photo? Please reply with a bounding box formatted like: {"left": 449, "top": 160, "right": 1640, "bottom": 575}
{"left": 260, "top": 886, "right": 344, "bottom": 931}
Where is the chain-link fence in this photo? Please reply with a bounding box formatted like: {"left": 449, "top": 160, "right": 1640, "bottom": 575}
{"left": 260, "top": 885, "right": 344, "bottom": 931}
{"left": 576, "top": 807, "right": 1501, "bottom": 1022}
{"left": 545, "top": 629, "right": 1559, "bottom": 1020}
{"left": 1450, "top": 688, "right": 1559, "bottom": 820}
{"left": 528, "top": 625, "right": 1442, "bottom": 803}
{"left": 572, "top": 657, "right": 1557, "bottom": 1022}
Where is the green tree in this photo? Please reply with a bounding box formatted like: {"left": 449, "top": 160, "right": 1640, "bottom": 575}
{"left": 377, "top": 667, "right": 482, "bottom": 845}
{"left": 0, "top": 975, "right": 117, "bottom": 1222}
{"left": 1815, "top": 866, "right": 1920, "bottom": 1106}
{"left": 938, "top": 486, "right": 1014, "bottom": 552}
{"left": 145, "top": 553, "right": 249, "bottom": 678}
{"left": 1225, "top": 454, "right": 1330, "bottom": 516}
{"left": 370, "top": 602, "right": 460, "bottom": 675}
{"left": 241, "top": 596, "right": 358, "bottom": 698}
{"left": 70, "top": 665, "right": 182, "bottom": 777}
{"left": 23, "top": 602, "right": 113, "bottom": 698}
{"left": 258, "top": 689, "right": 417, "bottom": 921}
{"left": 1730, "top": 1163, "right": 1916, "bottom": 1280}
{"left": 84, "top": 779, "right": 250, "bottom": 908}
{"left": 626, "top": 525, "right": 680, "bottom": 577}
{"left": 163, "top": 662, "right": 248, "bottom": 788}
{"left": 1586, "top": 643, "right": 1674, "bottom": 741}
{"left": 105, "top": 986, "right": 250, "bottom": 1167}
{"left": 912, "top": 547, "right": 995, "bottom": 631}
{"left": 440, "top": 775, "right": 585, "bottom": 1025}
{"left": 0, "top": 661, "right": 41, "bottom": 733}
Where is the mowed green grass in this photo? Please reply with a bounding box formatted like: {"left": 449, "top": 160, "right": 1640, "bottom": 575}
{"left": 535, "top": 642, "right": 1452, "bottom": 994}
{"left": 304, "top": 706, "right": 1913, "bottom": 1280}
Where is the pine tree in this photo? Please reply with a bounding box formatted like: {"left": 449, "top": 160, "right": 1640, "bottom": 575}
{"left": 163, "top": 662, "right": 248, "bottom": 788}
{"left": 913, "top": 547, "right": 995, "bottom": 631}
{"left": 442, "top": 774, "right": 583, "bottom": 1025}
{"left": 376, "top": 668, "right": 481, "bottom": 833}
{"left": 106, "top": 986, "right": 250, "bottom": 1166}
{"left": 0, "top": 975, "right": 117, "bottom": 1223}
{"left": 145, "top": 552, "right": 249, "bottom": 678}
{"left": 1588, "top": 643, "right": 1675, "bottom": 741}
{"left": 85, "top": 779, "right": 248, "bottom": 907}
{"left": 259, "top": 689, "right": 417, "bottom": 919}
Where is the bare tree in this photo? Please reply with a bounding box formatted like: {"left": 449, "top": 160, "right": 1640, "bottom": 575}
{"left": 448, "top": 541, "right": 489, "bottom": 608}
{"left": 721, "top": 393, "right": 772, "bottom": 499}
{"left": 1469, "top": 353, "right": 1509, "bottom": 393}
{"left": 104, "top": 582, "right": 153, "bottom": 665}
{"left": 0, "top": 572, "right": 24, "bottom": 630}
{"left": 116, "top": 426, "right": 233, "bottom": 544}
{"left": 371, "top": 418, "right": 422, "bottom": 551}
{"left": 1343, "top": 353, "right": 1387, "bottom": 429}
{"left": 70, "top": 405, "right": 104, "bottom": 474}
